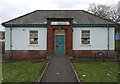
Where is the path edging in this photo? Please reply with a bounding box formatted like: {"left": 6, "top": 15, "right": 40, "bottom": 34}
{"left": 36, "top": 55, "right": 52, "bottom": 84}
{"left": 68, "top": 56, "right": 81, "bottom": 84}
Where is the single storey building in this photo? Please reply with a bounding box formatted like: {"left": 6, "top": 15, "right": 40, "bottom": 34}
{"left": 2, "top": 10, "right": 117, "bottom": 59}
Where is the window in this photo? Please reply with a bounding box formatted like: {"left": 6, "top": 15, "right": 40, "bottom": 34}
{"left": 29, "top": 30, "right": 38, "bottom": 45}
{"left": 81, "top": 30, "right": 90, "bottom": 44}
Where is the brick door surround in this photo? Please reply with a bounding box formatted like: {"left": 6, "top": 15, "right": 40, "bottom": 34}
{"left": 47, "top": 18, "right": 73, "bottom": 56}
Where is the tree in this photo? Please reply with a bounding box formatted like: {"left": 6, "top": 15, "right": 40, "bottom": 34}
{"left": 88, "top": 2, "right": 120, "bottom": 23}
{"left": 88, "top": 4, "right": 110, "bottom": 19}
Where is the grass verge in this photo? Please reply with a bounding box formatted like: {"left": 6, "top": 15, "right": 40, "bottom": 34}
{"left": 2, "top": 61, "right": 46, "bottom": 83}
{"left": 0, "top": 54, "right": 4, "bottom": 58}
{"left": 73, "top": 62, "right": 119, "bottom": 82}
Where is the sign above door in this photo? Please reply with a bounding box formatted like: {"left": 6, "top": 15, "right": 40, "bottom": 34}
{"left": 50, "top": 21, "right": 70, "bottom": 26}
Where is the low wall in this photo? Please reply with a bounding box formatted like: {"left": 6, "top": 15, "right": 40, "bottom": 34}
{"left": 4, "top": 50, "right": 47, "bottom": 59}
{"left": 72, "top": 50, "right": 115, "bottom": 58}
{"left": 4, "top": 50, "right": 115, "bottom": 59}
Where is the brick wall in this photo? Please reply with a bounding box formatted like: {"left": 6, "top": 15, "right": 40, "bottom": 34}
{"left": 47, "top": 18, "right": 73, "bottom": 56}
{"left": 73, "top": 50, "right": 115, "bottom": 58}
{"left": 4, "top": 50, "right": 47, "bottom": 59}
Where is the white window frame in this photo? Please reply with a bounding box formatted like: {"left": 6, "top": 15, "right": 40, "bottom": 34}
{"left": 81, "top": 30, "right": 91, "bottom": 45}
{"left": 28, "top": 30, "right": 39, "bottom": 46}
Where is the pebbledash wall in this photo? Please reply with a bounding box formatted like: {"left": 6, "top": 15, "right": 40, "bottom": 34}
{"left": 73, "top": 27, "right": 115, "bottom": 57}
{"left": 5, "top": 26, "right": 115, "bottom": 59}
{"left": 5, "top": 28, "right": 47, "bottom": 59}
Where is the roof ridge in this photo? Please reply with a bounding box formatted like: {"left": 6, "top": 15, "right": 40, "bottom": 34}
{"left": 36, "top": 10, "right": 84, "bottom": 11}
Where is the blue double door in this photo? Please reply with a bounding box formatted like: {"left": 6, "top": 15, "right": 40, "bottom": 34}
{"left": 55, "top": 35, "right": 65, "bottom": 54}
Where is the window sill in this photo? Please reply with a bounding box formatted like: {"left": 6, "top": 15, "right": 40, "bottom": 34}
{"left": 28, "top": 44, "right": 39, "bottom": 47}
{"left": 80, "top": 44, "right": 92, "bottom": 46}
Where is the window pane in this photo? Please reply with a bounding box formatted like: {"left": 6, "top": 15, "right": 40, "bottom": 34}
{"left": 81, "top": 30, "right": 90, "bottom": 44}
{"left": 29, "top": 30, "right": 38, "bottom": 44}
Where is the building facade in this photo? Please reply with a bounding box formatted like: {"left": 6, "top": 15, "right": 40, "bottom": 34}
{"left": 2, "top": 10, "right": 117, "bottom": 59}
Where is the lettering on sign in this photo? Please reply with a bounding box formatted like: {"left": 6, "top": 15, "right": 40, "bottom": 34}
{"left": 51, "top": 22, "right": 70, "bottom": 25}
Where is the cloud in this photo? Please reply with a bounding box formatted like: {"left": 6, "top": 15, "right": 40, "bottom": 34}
{"left": 0, "top": 0, "right": 120, "bottom": 26}
{"left": 0, "top": 0, "right": 119, "bottom": 18}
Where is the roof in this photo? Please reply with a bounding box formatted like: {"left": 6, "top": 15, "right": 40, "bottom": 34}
{"left": 2, "top": 10, "right": 116, "bottom": 25}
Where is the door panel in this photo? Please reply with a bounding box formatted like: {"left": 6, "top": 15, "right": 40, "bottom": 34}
{"left": 55, "top": 35, "right": 65, "bottom": 54}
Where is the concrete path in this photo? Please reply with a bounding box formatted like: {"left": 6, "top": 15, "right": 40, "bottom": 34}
{"left": 40, "top": 55, "right": 79, "bottom": 83}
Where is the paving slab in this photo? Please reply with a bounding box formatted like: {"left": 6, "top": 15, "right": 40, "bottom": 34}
{"left": 40, "top": 55, "right": 79, "bottom": 83}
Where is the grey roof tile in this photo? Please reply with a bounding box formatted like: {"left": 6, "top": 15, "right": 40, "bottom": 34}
{"left": 3, "top": 10, "right": 114, "bottom": 24}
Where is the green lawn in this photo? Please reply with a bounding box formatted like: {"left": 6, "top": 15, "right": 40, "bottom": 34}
{"left": 0, "top": 63, "right": 2, "bottom": 84}
{"left": 2, "top": 61, "right": 46, "bottom": 83}
{"left": 0, "top": 54, "right": 4, "bottom": 58}
{"left": 73, "top": 62, "right": 119, "bottom": 82}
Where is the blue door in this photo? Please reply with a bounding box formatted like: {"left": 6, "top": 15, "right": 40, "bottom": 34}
{"left": 55, "top": 35, "right": 65, "bottom": 54}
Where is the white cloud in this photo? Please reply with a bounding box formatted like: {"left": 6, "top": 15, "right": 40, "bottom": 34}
{"left": 0, "top": 0, "right": 120, "bottom": 31}
{"left": 1, "top": 0, "right": 119, "bottom": 17}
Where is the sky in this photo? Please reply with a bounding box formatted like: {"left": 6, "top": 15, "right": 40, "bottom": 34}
{"left": 0, "top": 0, "right": 120, "bottom": 31}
